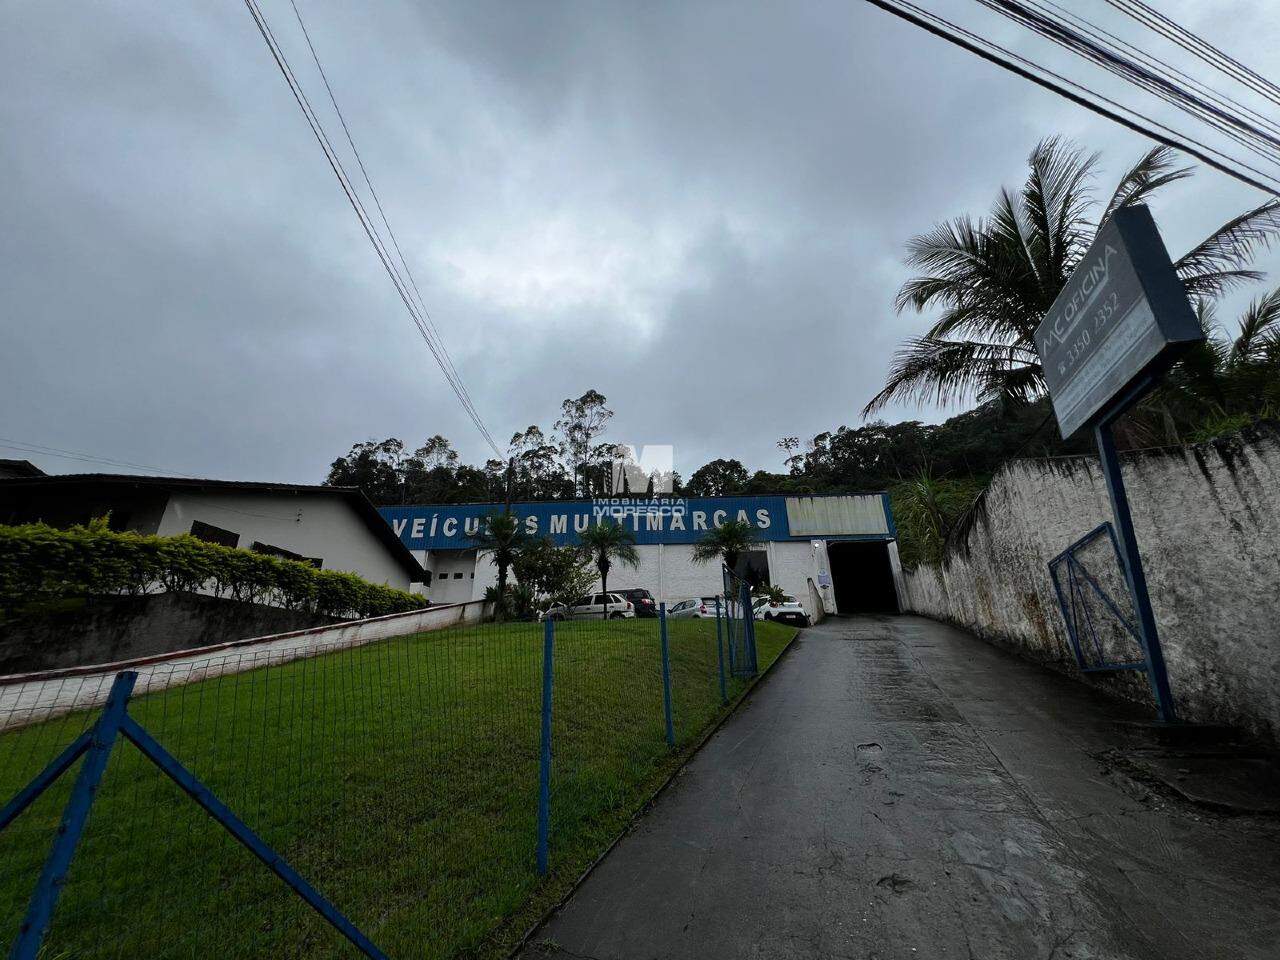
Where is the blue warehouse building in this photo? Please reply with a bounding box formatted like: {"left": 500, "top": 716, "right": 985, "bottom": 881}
{"left": 379, "top": 493, "right": 902, "bottom": 617}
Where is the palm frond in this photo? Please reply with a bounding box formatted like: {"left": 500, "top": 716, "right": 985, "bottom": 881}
{"left": 1099, "top": 145, "right": 1194, "bottom": 227}
{"left": 862, "top": 336, "right": 1042, "bottom": 416}
{"left": 1022, "top": 137, "right": 1098, "bottom": 290}
{"left": 1175, "top": 199, "right": 1280, "bottom": 299}
{"left": 1230, "top": 288, "right": 1280, "bottom": 364}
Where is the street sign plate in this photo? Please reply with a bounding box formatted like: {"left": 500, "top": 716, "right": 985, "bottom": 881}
{"left": 1035, "top": 205, "right": 1203, "bottom": 438}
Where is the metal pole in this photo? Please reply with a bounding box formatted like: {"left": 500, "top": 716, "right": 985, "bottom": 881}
{"left": 1094, "top": 420, "right": 1177, "bottom": 722}
{"left": 714, "top": 597, "right": 727, "bottom": 705}
{"left": 659, "top": 602, "right": 675, "bottom": 746}
{"left": 10, "top": 671, "right": 137, "bottom": 960}
{"left": 537, "top": 617, "right": 555, "bottom": 875}
{"left": 740, "top": 582, "right": 758, "bottom": 676}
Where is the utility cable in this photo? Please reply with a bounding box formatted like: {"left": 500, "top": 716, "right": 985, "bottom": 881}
{"left": 858, "top": 0, "right": 1280, "bottom": 196}
{"left": 243, "top": 0, "right": 502, "bottom": 456}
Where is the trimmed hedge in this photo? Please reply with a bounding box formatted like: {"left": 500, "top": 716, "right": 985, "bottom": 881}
{"left": 0, "top": 520, "right": 430, "bottom": 621}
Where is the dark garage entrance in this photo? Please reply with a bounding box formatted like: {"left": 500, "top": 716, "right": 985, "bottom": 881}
{"left": 828, "top": 540, "right": 898, "bottom": 613}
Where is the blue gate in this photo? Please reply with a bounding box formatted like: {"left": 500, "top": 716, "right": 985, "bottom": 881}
{"left": 1048, "top": 522, "right": 1149, "bottom": 674}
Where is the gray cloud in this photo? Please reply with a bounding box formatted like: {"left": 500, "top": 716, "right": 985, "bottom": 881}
{"left": 3, "top": 0, "right": 1277, "bottom": 483}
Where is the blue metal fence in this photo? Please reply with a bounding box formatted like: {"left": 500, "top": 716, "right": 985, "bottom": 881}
{"left": 0, "top": 605, "right": 772, "bottom": 959}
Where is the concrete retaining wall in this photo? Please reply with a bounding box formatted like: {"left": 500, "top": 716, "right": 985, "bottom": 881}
{"left": 902, "top": 423, "right": 1280, "bottom": 745}
{"left": 0, "top": 593, "right": 339, "bottom": 674}
{"left": 0, "top": 598, "right": 492, "bottom": 731}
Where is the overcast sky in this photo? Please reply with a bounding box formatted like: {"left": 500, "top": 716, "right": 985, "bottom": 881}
{"left": 2, "top": 0, "right": 1277, "bottom": 484}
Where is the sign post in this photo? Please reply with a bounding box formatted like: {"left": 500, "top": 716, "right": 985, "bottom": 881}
{"left": 1035, "top": 205, "right": 1203, "bottom": 723}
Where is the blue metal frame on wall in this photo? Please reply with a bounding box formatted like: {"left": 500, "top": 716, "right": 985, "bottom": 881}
{"left": 1049, "top": 522, "right": 1147, "bottom": 673}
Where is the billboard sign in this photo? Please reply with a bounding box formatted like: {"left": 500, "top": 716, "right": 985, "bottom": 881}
{"left": 1035, "top": 205, "right": 1203, "bottom": 438}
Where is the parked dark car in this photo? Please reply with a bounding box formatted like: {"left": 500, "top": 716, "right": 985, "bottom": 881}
{"left": 614, "top": 588, "right": 658, "bottom": 618}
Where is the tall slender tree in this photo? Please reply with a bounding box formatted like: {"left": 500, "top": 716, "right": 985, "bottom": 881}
{"left": 472, "top": 511, "right": 530, "bottom": 620}
{"left": 577, "top": 519, "right": 639, "bottom": 618}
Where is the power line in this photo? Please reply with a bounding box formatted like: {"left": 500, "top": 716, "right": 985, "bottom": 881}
{"left": 975, "top": 0, "right": 1280, "bottom": 169}
{"left": 247, "top": 0, "right": 499, "bottom": 455}
{"left": 858, "top": 0, "right": 1280, "bottom": 195}
{"left": 285, "top": 0, "right": 487, "bottom": 443}
{"left": 1103, "top": 0, "right": 1280, "bottom": 110}
{"left": 1032, "top": 0, "right": 1280, "bottom": 145}
{"left": 242, "top": 0, "right": 502, "bottom": 457}
{"left": 0, "top": 438, "right": 201, "bottom": 477}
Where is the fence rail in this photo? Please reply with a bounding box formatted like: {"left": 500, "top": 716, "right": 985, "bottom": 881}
{"left": 1, "top": 600, "right": 780, "bottom": 960}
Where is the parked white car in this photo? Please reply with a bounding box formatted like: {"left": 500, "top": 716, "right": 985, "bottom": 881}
{"left": 542, "top": 592, "right": 636, "bottom": 621}
{"left": 666, "top": 596, "right": 724, "bottom": 619}
{"left": 753, "top": 595, "right": 811, "bottom": 627}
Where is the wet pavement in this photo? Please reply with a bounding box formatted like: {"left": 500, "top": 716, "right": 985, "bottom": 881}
{"left": 520, "top": 615, "right": 1280, "bottom": 960}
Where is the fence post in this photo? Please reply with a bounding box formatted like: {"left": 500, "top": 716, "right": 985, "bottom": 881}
{"left": 659, "top": 602, "right": 675, "bottom": 747}
{"left": 740, "top": 582, "right": 758, "bottom": 676}
{"left": 537, "top": 618, "right": 555, "bottom": 876}
{"left": 714, "top": 597, "right": 727, "bottom": 705}
{"left": 10, "top": 671, "right": 138, "bottom": 960}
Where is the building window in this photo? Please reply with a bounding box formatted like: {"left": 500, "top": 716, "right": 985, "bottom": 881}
{"left": 452, "top": 572, "right": 463, "bottom": 579}
{"left": 190, "top": 520, "right": 239, "bottom": 548}
{"left": 251, "top": 541, "right": 323, "bottom": 569}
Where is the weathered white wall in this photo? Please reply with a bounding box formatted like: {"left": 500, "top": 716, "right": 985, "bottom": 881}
{"left": 902, "top": 424, "right": 1280, "bottom": 744}
{"left": 158, "top": 492, "right": 413, "bottom": 589}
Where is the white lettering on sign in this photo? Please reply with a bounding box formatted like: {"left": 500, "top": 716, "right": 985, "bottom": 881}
{"left": 670, "top": 513, "right": 686, "bottom": 531}
{"left": 693, "top": 511, "right": 707, "bottom": 531}
{"left": 392, "top": 519, "right": 408, "bottom": 536}
{"left": 410, "top": 518, "right": 425, "bottom": 539}
{"left": 525, "top": 516, "right": 538, "bottom": 534}
{"left": 756, "top": 508, "right": 771, "bottom": 529}
{"left": 550, "top": 515, "right": 567, "bottom": 535}
{"left": 646, "top": 512, "right": 664, "bottom": 531}
{"left": 712, "top": 510, "right": 727, "bottom": 527}
{"left": 1038, "top": 244, "right": 1118, "bottom": 356}
{"left": 442, "top": 518, "right": 457, "bottom": 538}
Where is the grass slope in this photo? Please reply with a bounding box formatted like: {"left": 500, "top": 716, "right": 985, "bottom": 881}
{"left": 0, "top": 617, "right": 796, "bottom": 959}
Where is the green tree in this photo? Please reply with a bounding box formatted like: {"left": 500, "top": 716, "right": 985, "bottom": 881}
{"left": 690, "top": 518, "right": 758, "bottom": 574}
{"left": 685, "top": 458, "right": 750, "bottom": 497}
{"left": 1147, "top": 288, "right": 1280, "bottom": 441}
{"left": 554, "top": 390, "right": 614, "bottom": 497}
{"left": 471, "top": 511, "right": 530, "bottom": 620}
{"left": 577, "top": 519, "right": 639, "bottom": 618}
{"left": 865, "top": 138, "right": 1280, "bottom": 416}
{"left": 889, "top": 471, "right": 983, "bottom": 568}
{"left": 511, "top": 537, "right": 596, "bottom": 609}
{"left": 324, "top": 438, "right": 406, "bottom": 504}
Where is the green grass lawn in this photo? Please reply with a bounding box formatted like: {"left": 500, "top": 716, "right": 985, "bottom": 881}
{"left": 0, "top": 617, "right": 796, "bottom": 959}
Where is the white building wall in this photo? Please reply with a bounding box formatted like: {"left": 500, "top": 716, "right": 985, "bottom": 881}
{"left": 427, "top": 549, "right": 480, "bottom": 604}
{"left": 449, "top": 539, "right": 825, "bottom": 609}
{"left": 157, "top": 491, "right": 413, "bottom": 590}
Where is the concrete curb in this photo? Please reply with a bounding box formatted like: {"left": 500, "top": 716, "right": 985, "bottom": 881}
{"left": 505, "top": 627, "right": 803, "bottom": 959}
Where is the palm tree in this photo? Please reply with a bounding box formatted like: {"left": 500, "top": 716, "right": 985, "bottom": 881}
{"left": 691, "top": 518, "right": 758, "bottom": 575}
{"left": 472, "top": 511, "right": 530, "bottom": 620}
{"left": 577, "top": 519, "right": 639, "bottom": 619}
{"left": 1144, "top": 288, "right": 1280, "bottom": 441}
{"left": 864, "top": 137, "right": 1280, "bottom": 417}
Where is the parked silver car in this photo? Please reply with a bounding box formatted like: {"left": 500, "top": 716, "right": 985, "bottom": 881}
{"left": 666, "top": 596, "right": 723, "bottom": 619}
{"left": 542, "top": 592, "right": 635, "bottom": 621}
